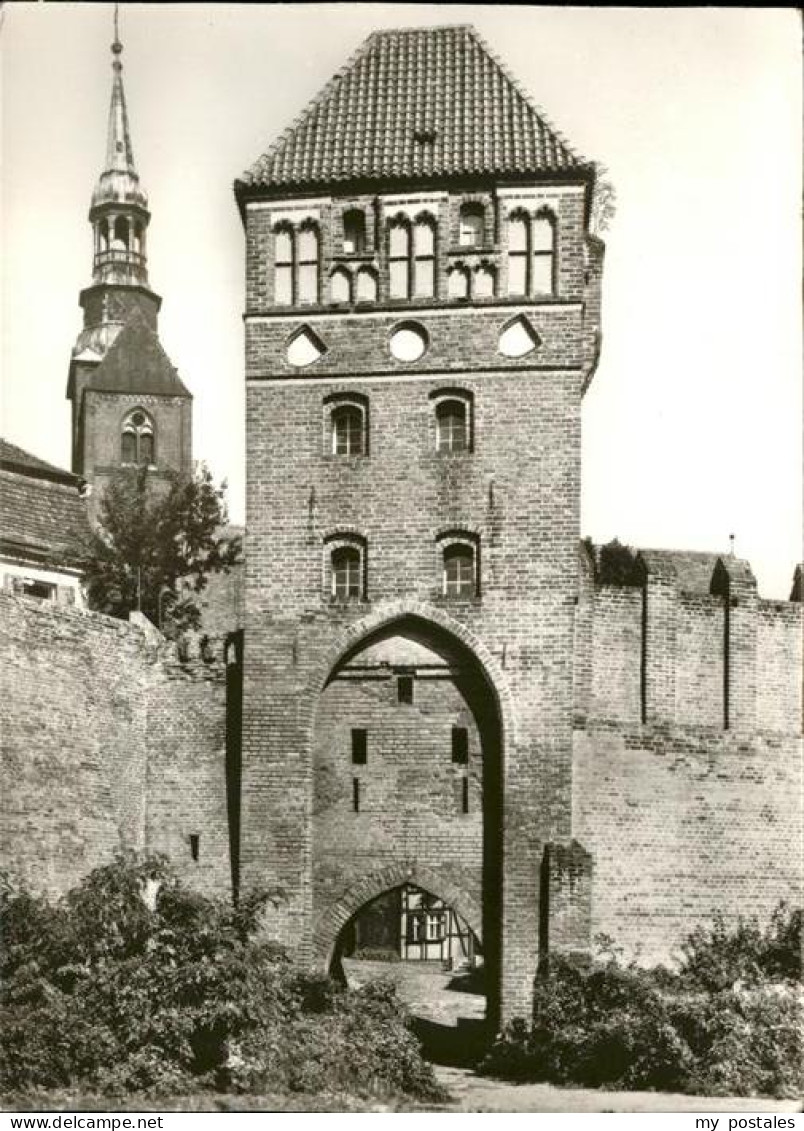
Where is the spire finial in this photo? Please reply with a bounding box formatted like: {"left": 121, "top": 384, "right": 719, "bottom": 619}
{"left": 112, "top": 3, "right": 122, "bottom": 64}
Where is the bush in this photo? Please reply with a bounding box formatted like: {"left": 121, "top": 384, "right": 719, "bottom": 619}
{"left": 0, "top": 856, "right": 442, "bottom": 1102}
{"left": 678, "top": 903, "right": 802, "bottom": 991}
{"left": 482, "top": 905, "right": 802, "bottom": 1098}
{"left": 351, "top": 948, "right": 402, "bottom": 963}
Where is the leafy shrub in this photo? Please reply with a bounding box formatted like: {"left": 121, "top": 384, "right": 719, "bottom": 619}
{"left": 351, "top": 948, "right": 402, "bottom": 963}
{"left": 678, "top": 903, "right": 802, "bottom": 991}
{"left": 482, "top": 905, "right": 802, "bottom": 1098}
{"left": 0, "top": 856, "right": 442, "bottom": 1101}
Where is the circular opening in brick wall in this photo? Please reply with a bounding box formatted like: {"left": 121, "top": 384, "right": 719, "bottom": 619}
{"left": 389, "top": 322, "right": 428, "bottom": 362}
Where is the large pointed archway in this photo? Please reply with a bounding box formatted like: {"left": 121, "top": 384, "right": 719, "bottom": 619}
{"left": 309, "top": 610, "right": 505, "bottom": 1030}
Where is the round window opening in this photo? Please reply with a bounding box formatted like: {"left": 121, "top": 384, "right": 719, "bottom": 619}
{"left": 389, "top": 322, "right": 428, "bottom": 362}
{"left": 131, "top": 411, "right": 146, "bottom": 427}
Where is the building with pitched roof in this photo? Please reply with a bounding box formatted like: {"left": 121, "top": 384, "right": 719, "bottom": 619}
{"left": 233, "top": 24, "right": 801, "bottom": 1025}
{"left": 66, "top": 26, "right": 192, "bottom": 515}
{"left": 0, "top": 438, "right": 90, "bottom": 605}
{"left": 0, "top": 22, "right": 800, "bottom": 1038}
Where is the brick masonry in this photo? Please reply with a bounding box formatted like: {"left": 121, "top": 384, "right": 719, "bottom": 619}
{"left": 0, "top": 592, "right": 232, "bottom": 899}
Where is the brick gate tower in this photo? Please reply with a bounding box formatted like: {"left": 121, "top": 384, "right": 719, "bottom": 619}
{"left": 67, "top": 23, "right": 191, "bottom": 512}
{"left": 235, "top": 25, "right": 604, "bottom": 1022}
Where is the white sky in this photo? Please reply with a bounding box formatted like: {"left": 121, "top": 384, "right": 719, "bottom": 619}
{"left": 1, "top": 5, "right": 801, "bottom": 597}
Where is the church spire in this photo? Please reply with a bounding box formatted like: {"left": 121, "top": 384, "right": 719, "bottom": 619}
{"left": 89, "top": 6, "right": 149, "bottom": 286}
{"left": 103, "top": 11, "right": 137, "bottom": 180}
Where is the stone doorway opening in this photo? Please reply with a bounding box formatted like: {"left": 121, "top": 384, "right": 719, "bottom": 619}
{"left": 313, "top": 613, "right": 505, "bottom": 1037}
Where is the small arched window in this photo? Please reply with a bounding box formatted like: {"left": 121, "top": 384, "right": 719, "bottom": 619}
{"left": 99, "top": 219, "right": 109, "bottom": 252}
{"left": 121, "top": 408, "right": 155, "bottom": 466}
{"left": 355, "top": 267, "right": 378, "bottom": 303}
{"left": 474, "top": 264, "right": 496, "bottom": 298}
{"left": 330, "top": 267, "right": 351, "bottom": 305}
{"left": 507, "top": 214, "right": 530, "bottom": 296}
{"left": 274, "top": 226, "right": 294, "bottom": 305}
{"left": 389, "top": 218, "right": 411, "bottom": 299}
{"left": 442, "top": 542, "right": 477, "bottom": 598}
{"left": 327, "top": 539, "right": 365, "bottom": 601}
{"left": 459, "top": 203, "right": 484, "bottom": 247}
{"left": 413, "top": 216, "right": 436, "bottom": 297}
{"left": 532, "top": 213, "right": 556, "bottom": 295}
{"left": 331, "top": 404, "right": 366, "bottom": 456}
{"left": 112, "top": 216, "right": 129, "bottom": 251}
{"left": 297, "top": 224, "right": 320, "bottom": 305}
{"left": 435, "top": 399, "right": 470, "bottom": 453}
{"left": 343, "top": 209, "right": 367, "bottom": 254}
{"left": 448, "top": 266, "right": 470, "bottom": 300}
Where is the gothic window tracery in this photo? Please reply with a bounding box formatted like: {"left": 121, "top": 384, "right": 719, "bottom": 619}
{"left": 121, "top": 408, "right": 155, "bottom": 466}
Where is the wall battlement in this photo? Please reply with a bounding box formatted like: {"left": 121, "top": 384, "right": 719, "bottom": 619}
{"left": 575, "top": 544, "right": 803, "bottom": 736}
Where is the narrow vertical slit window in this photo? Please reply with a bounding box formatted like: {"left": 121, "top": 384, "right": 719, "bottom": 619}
{"left": 397, "top": 675, "right": 414, "bottom": 704}
{"left": 189, "top": 833, "right": 200, "bottom": 862}
{"left": 352, "top": 778, "right": 361, "bottom": 812}
{"left": 461, "top": 777, "right": 469, "bottom": 814}
{"left": 413, "top": 217, "right": 436, "bottom": 297}
{"left": 451, "top": 726, "right": 468, "bottom": 764}
{"left": 351, "top": 728, "right": 367, "bottom": 764}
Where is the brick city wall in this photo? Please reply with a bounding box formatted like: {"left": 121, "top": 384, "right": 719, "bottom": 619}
{"left": 0, "top": 592, "right": 232, "bottom": 899}
{"left": 572, "top": 554, "right": 803, "bottom": 960}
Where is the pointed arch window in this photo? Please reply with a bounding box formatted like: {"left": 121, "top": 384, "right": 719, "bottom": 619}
{"left": 459, "top": 203, "right": 484, "bottom": 247}
{"left": 507, "top": 213, "right": 530, "bottom": 296}
{"left": 448, "top": 266, "right": 470, "bottom": 300}
{"left": 355, "top": 267, "right": 378, "bottom": 303}
{"left": 274, "top": 226, "right": 294, "bottom": 305}
{"left": 474, "top": 263, "right": 496, "bottom": 298}
{"left": 297, "top": 224, "right": 320, "bottom": 305}
{"left": 330, "top": 267, "right": 352, "bottom": 305}
{"left": 413, "top": 216, "right": 436, "bottom": 297}
{"left": 532, "top": 213, "right": 556, "bottom": 295}
{"left": 121, "top": 408, "right": 155, "bottom": 467}
{"left": 343, "top": 209, "right": 367, "bottom": 255}
{"left": 389, "top": 218, "right": 411, "bottom": 299}
{"left": 112, "top": 216, "right": 129, "bottom": 251}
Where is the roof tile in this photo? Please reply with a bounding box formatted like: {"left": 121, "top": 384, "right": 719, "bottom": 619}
{"left": 237, "top": 25, "right": 591, "bottom": 192}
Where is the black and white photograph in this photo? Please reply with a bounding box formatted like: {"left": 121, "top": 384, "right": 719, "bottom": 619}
{"left": 0, "top": 4, "right": 801, "bottom": 1119}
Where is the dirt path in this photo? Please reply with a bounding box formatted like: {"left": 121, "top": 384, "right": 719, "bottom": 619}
{"left": 433, "top": 1066, "right": 800, "bottom": 1113}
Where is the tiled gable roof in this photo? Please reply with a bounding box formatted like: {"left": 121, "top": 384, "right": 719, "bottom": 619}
{"left": 237, "top": 25, "right": 591, "bottom": 193}
{"left": 0, "top": 439, "right": 83, "bottom": 486}
{"left": 0, "top": 442, "right": 90, "bottom": 569}
{"left": 84, "top": 310, "right": 190, "bottom": 398}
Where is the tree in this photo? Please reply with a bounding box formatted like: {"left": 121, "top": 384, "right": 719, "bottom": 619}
{"left": 590, "top": 166, "right": 617, "bottom": 236}
{"left": 76, "top": 465, "right": 241, "bottom": 633}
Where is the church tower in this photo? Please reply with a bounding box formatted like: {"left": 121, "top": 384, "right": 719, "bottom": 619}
{"left": 67, "top": 19, "right": 191, "bottom": 509}
{"left": 235, "top": 25, "right": 604, "bottom": 1024}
